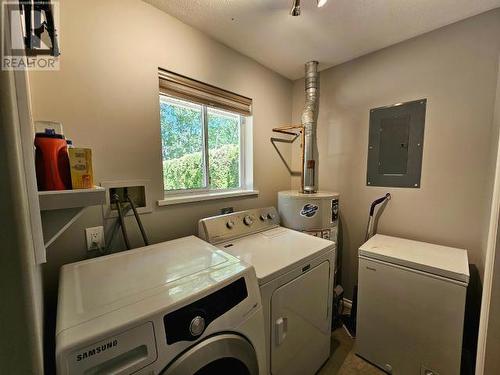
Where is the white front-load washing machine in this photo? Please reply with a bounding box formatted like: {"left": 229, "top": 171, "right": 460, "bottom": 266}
{"left": 55, "top": 236, "right": 267, "bottom": 375}
{"left": 199, "top": 207, "right": 335, "bottom": 375}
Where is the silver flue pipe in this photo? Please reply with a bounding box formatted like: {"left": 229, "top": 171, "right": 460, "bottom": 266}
{"left": 301, "top": 61, "right": 319, "bottom": 193}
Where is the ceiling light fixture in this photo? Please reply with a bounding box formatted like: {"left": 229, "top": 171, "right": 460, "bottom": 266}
{"left": 290, "top": 0, "right": 328, "bottom": 16}
{"left": 290, "top": 0, "right": 301, "bottom": 16}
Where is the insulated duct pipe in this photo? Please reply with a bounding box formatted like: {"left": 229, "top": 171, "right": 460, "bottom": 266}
{"left": 301, "top": 61, "right": 319, "bottom": 193}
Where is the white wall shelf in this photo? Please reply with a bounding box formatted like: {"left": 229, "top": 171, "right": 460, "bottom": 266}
{"left": 38, "top": 186, "right": 106, "bottom": 211}
{"left": 38, "top": 186, "right": 106, "bottom": 248}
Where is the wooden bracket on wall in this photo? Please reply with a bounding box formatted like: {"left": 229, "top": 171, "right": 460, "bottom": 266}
{"left": 271, "top": 125, "right": 305, "bottom": 189}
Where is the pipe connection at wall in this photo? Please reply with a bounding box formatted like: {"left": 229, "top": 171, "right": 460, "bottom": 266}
{"left": 302, "top": 61, "right": 319, "bottom": 193}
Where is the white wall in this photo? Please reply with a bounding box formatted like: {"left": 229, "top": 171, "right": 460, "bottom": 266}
{"left": 28, "top": 0, "right": 292, "bottom": 368}
{"left": 291, "top": 9, "right": 500, "bottom": 298}
{"left": 483, "top": 54, "right": 500, "bottom": 375}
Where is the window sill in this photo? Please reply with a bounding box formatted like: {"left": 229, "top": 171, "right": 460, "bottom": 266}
{"left": 157, "top": 189, "right": 259, "bottom": 206}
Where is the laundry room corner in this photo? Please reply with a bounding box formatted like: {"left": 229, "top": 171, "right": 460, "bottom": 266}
{"left": 290, "top": 8, "right": 500, "bottom": 300}
{"left": 4, "top": 1, "right": 500, "bottom": 374}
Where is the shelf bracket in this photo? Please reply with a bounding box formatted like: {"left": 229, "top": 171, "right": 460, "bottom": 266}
{"left": 271, "top": 125, "right": 305, "bottom": 181}
{"left": 38, "top": 186, "right": 106, "bottom": 249}
{"left": 41, "top": 207, "right": 86, "bottom": 248}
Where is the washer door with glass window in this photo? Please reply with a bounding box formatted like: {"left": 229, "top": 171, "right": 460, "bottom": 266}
{"left": 161, "top": 334, "right": 259, "bottom": 375}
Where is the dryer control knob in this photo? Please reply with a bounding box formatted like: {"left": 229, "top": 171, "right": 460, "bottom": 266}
{"left": 243, "top": 215, "right": 253, "bottom": 226}
{"left": 189, "top": 316, "right": 205, "bottom": 337}
{"left": 226, "top": 221, "right": 235, "bottom": 229}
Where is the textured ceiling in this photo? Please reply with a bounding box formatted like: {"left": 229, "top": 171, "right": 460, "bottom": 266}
{"left": 143, "top": 0, "right": 500, "bottom": 80}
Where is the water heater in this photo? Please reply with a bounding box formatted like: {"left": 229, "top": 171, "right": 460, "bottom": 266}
{"left": 278, "top": 190, "right": 339, "bottom": 243}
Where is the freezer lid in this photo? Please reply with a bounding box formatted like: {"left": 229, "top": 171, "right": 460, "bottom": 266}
{"left": 359, "top": 234, "right": 469, "bottom": 283}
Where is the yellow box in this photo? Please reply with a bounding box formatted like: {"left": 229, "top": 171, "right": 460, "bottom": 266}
{"left": 68, "top": 148, "right": 94, "bottom": 189}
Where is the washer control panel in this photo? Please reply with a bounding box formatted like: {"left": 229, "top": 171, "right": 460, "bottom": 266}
{"left": 164, "top": 278, "right": 247, "bottom": 345}
{"left": 198, "top": 207, "right": 280, "bottom": 244}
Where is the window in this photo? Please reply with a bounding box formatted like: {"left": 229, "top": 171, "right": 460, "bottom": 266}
{"left": 160, "top": 96, "right": 243, "bottom": 191}
{"left": 158, "top": 69, "right": 254, "bottom": 201}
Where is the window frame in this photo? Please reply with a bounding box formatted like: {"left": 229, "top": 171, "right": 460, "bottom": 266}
{"left": 160, "top": 94, "right": 247, "bottom": 196}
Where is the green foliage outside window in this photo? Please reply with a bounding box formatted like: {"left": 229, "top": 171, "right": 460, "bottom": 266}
{"left": 163, "top": 144, "right": 239, "bottom": 191}
{"left": 160, "top": 97, "right": 241, "bottom": 191}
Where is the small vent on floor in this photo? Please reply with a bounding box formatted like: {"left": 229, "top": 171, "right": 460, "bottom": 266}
{"left": 421, "top": 366, "right": 439, "bottom": 375}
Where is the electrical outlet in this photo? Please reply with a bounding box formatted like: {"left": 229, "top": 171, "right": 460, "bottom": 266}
{"left": 85, "top": 226, "right": 105, "bottom": 251}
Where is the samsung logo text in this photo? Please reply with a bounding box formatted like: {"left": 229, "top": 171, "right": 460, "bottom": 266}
{"left": 76, "top": 340, "right": 118, "bottom": 362}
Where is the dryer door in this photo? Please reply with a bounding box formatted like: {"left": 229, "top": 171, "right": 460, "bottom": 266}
{"left": 271, "top": 260, "right": 331, "bottom": 375}
{"left": 161, "top": 334, "right": 258, "bottom": 375}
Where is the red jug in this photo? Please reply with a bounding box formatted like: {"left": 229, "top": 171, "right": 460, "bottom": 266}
{"left": 35, "top": 130, "right": 72, "bottom": 191}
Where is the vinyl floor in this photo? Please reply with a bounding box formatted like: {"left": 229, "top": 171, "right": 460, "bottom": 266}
{"left": 317, "top": 327, "right": 386, "bottom": 375}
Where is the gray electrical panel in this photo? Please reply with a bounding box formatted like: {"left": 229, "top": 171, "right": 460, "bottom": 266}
{"left": 367, "top": 99, "right": 426, "bottom": 188}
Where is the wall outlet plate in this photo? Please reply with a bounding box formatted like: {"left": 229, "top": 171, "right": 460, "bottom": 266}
{"left": 85, "top": 226, "right": 105, "bottom": 251}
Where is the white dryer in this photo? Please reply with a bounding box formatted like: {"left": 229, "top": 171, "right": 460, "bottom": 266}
{"left": 56, "top": 236, "right": 267, "bottom": 375}
{"left": 199, "top": 207, "right": 335, "bottom": 375}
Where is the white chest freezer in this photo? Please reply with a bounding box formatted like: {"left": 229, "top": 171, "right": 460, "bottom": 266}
{"left": 356, "top": 234, "right": 469, "bottom": 375}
